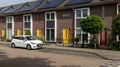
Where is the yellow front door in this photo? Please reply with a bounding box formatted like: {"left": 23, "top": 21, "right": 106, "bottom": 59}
{"left": 63, "top": 28, "right": 69, "bottom": 44}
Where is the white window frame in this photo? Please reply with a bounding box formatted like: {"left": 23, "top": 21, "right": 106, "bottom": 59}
{"left": 45, "top": 11, "right": 57, "bottom": 42}
{"left": 117, "top": 4, "right": 120, "bottom": 41}
{"left": 6, "top": 16, "right": 14, "bottom": 39}
{"left": 74, "top": 8, "right": 90, "bottom": 44}
{"left": 102, "top": 6, "right": 105, "bottom": 18}
{"left": 23, "top": 14, "right": 33, "bottom": 35}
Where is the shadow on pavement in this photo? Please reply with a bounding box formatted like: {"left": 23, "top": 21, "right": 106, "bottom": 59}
{"left": 0, "top": 50, "right": 55, "bottom": 67}
{"left": 0, "top": 51, "right": 7, "bottom": 59}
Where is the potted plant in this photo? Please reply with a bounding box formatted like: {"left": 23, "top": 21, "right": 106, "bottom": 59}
{"left": 74, "top": 37, "right": 80, "bottom": 45}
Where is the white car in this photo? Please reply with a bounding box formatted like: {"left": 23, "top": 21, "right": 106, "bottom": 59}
{"left": 11, "top": 35, "right": 43, "bottom": 50}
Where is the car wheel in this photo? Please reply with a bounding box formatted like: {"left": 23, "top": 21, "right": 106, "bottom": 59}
{"left": 26, "top": 45, "right": 31, "bottom": 50}
{"left": 11, "top": 43, "right": 16, "bottom": 48}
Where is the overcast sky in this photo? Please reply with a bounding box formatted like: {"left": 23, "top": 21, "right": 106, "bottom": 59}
{"left": 0, "top": 0, "right": 37, "bottom": 7}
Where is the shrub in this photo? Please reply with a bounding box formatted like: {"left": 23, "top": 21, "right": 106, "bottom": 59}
{"left": 1, "top": 36, "right": 5, "bottom": 41}
{"left": 86, "top": 38, "right": 100, "bottom": 49}
{"left": 36, "top": 36, "right": 46, "bottom": 43}
{"left": 86, "top": 43, "right": 100, "bottom": 49}
{"left": 80, "top": 15, "right": 104, "bottom": 48}
{"left": 109, "top": 41, "right": 120, "bottom": 51}
{"left": 6, "top": 38, "right": 11, "bottom": 42}
{"left": 74, "top": 37, "right": 80, "bottom": 44}
{"left": 86, "top": 43, "right": 95, "bottom": 49}
{"left": 25, "top": 30, "right": 31, "bottom": 35}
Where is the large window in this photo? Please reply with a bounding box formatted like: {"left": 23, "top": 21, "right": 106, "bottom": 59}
{"left": 75, "top": 8, "right": 90, "bottom": 44}
{"left": 23, "top": 14, "right": 32, "bottom": 35}
{"left": 45, "top": 12, "right": 56, "bottom": 42}
{"left": 6, "top": 16, "right": 14, "bottom": 39}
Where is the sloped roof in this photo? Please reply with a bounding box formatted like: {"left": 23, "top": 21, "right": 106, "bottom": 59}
{"left": 0, "top": 6, "right": 9, "bottom": 14}
{"left": 0, "top": 0, "right": 119, "bottom": 16}
{"left": 2, "top": 3, "right": 24, "bottom": 14}
{"left": 38, "top": 0, "right": 64, "bottom": 9}
{"left": 65, "top": 0, "right": 92, "bottom": 6}
{"left": 17, "top": 0, "right": 43, "bottom": 12}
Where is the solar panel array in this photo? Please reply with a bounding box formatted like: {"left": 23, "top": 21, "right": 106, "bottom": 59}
{"left": 0, "top": 6, "right": 9, "bottom": 14}
{"left": 2, "top": 4, "right": 24, "bottom": 14}
{"left": 17, "top": 0, "right": 43, "bottom": 12}
{"left": 65, "top": 0, "right": 92, "bottom": 6}
{"left": 39, "top": 0, "right": 64, "bottom": 9}
{"left": 0, "top": 0, "right": 93, "bottom": 15}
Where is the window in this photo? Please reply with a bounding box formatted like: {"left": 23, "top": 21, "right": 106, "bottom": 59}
{"left": 102, "top": 6, "right": 105, "bottom": 18}
{"left": 45, "top": 12, "right": 56, "bottom": 42}
{"left": 23, "top": 14, "right": 32, "bottom": 35}
{"left": 6, "top": 16, "right": 14, "bottom": 39}
{"left": 20, "top": 37, "right": 25, "bottom": 40}
{"left": 75, "top": 8, "right": 90, "bottom": 44}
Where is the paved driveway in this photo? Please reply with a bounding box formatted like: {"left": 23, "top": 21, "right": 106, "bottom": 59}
{"left": 0, "top": 44, "right": 109, "bottom": 67}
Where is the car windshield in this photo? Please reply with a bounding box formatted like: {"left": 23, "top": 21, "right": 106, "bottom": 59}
{"left": 25, "top": 36, "right": 36, "bottom": 40}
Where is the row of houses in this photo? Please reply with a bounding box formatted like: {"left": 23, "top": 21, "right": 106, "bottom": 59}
{"left": 0, "top": 0, "right": 119, "bottom": 45}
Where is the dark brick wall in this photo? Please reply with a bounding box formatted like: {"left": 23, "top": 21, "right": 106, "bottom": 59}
{"left": 0, "top": 17, "right": 6, "bottom": 35}
{"left": 90, "top": 4, "right": 117, "bottom": 29}
{"left": 14, "top": 15, "right": 23, "bottom": 35}
{"left": 57, "top": 9, "right": 74, "bottom": 43}
{"left": 32, "top": 12, "right": 45, "bottom": 36}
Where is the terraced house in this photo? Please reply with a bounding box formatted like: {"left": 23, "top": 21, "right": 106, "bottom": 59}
{"left": 0, "top": 0, "right": 119, "bottom": 46}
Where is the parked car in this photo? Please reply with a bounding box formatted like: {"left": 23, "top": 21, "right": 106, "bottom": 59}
{"left": 10, "top": 35, "right": 43, "bottom": 50}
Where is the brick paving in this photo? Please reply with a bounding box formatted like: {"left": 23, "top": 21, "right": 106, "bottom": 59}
{"left": 0, "top": 42, "right": 120, "bottom": 61}
{"left": 44, "top": 44, "right": 120, "bottom": 61}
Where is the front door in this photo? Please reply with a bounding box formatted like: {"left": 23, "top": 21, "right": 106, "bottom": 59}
{"left": 63, "top": 28, "right": 69, "bottom": 44}
{"left": 100, "top": 30, "right": 107, "bottom": 45}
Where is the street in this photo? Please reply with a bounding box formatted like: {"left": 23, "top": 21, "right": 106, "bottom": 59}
{"left": 0, "top": 44, "right": 109, "bottom": 67}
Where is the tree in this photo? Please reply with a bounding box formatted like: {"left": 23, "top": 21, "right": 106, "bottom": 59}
{"left": 80, "top": 15, "right": 104, "bottom": 48}
{"left": 112, "top": 14, "right": 120, "bottom": 41}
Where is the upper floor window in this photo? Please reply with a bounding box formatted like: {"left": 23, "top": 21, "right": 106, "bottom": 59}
{"left": 46, "top": 12, "right": 55, "bottom": 20}
{"left": 75, "top": 8, "right": 90, "bottom": 28}
{"left": 23, "top": 14, "right": 31, "bottom": 29}
{"left": 76, "top": 8, "right": 89, "bottom": 19}
{"left": 102, "top": 6, "right": 105, "bottom": 18}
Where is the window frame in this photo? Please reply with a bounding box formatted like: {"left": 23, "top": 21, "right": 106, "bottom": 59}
{"left": 45, "top": 11, "right": 57, "bottom": 42}
{"left": 23, "top": 14, "right": 33, "bottom": 35}
{"left": 74, "top": 8, "right": 90, "bottom": 44}
{"left": 6, "top": 16, "right": 14, "bottom": 39}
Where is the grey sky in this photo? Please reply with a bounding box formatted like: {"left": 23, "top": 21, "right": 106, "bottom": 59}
{"left": 0, "top": 0, "right": 37, "bottom": 7}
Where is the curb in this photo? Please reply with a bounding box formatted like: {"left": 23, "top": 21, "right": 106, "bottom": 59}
{"left": 0, "top": 42, "right": 119, "bottom": 61}
{"left": 44, "top": 47, "right": 112, "bottom": 60}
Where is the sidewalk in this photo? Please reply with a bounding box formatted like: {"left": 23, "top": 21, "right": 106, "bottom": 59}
{"left": 45, "top": 44, "right": 120, "bottom": 61}
{"left": 0, "top": 42, "right": 120, "bottom": 61}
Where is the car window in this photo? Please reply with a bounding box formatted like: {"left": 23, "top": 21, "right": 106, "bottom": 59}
{"left": 25, "top": 36, "right": 36, "bottom": 40}
{"left": 13, "top": 37, "right": 20, "bottom": 40}
{"left": 20, "top": 37, "right": 25, "bottom": 40}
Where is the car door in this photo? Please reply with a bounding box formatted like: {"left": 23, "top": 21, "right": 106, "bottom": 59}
{"left": 13, "top": 37, "right": 20, "bottom": 47}
{"left": 19, "top": 37, "right": 26, "bottom": 48}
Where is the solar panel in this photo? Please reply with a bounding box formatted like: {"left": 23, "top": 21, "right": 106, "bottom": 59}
{"left": 2, "top": 4, "right": 24, "bottom": 14}
{"left": 18, "top": 0, "right": 43, "bottom": 12}
{"left": 0, "top": 6, "right": 9, "bottom": 14}
{"left": 65, "top": 0, "right": 92, "bottom": 6}
{"left": 39, "top": 0, "right": 64, "bottom": 9}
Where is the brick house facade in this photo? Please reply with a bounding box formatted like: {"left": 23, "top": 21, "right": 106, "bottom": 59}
{"left": 0, "top": 0, "right": 119, "bottom": 45}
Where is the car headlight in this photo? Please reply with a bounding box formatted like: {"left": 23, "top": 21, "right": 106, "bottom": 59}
{"left": 30, "top": 42, "right": 36, "bottom": 44}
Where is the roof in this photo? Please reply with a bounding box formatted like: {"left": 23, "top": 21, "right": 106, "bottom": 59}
{"left": 2, "top": 3, "right": 24, "bottom": 14}
{"left": 0, "top": 0, "right": 119, "bottom": 16}
{"left": 38, "top": 0, "right": 64, "bottom": 9}
{"left": 17, "top": 0, "right": 43, "bottom": 13}
{"left": 0, "top": 6, "right": 9, "bottom": 14}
